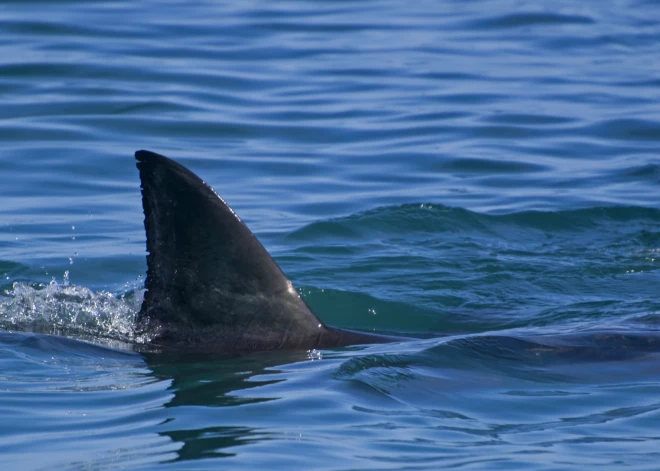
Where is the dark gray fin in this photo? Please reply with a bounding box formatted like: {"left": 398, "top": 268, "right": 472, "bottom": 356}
{"left": 135, "top": 150, "right": 394, "bottom": 353}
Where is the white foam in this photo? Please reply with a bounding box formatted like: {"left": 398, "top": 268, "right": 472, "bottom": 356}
{"left": 0, "top": 274, "right": 147, "bottom": 344}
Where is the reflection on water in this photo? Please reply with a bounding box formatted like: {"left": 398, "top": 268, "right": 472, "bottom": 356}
{"left": 146, "top": 350, "right": 306, "bottom": 408}
{"left": 3, "top": 326, "right": 660, "bottom": 468}
{"left": 166, "top": 426, "right": 269, "bottom": 461}
{"left": 140, "top": 330, "right": 660, "bottom": 464}
{"left": 144, "top": 349, "right": 313, "bottom": 461}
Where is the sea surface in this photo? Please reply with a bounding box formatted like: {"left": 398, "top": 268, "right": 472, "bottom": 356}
{"left": 1, "top": 0, "right": 660, "bottom": 469}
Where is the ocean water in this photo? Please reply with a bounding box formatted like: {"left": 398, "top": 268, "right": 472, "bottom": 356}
{"left": 1, "top": 0, "right": 660, "bottom": 469}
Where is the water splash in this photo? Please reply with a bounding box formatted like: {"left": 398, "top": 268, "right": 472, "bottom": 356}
{"left": 0, "top": 272, "right": 147, "bottom": 344}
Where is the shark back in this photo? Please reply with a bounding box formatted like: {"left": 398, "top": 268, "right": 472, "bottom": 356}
{"left": 135, "top": 150, "right": 393, "bottom": 352}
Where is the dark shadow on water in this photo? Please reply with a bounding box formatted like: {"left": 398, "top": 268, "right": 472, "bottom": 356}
{"left": 143, "top": 349, "right": 310, "bottom": 407}
{"left": 141, "top": 348, "right": 311, "bottom": 461}
{"left": 166, "top": 426, "right": 269, "bottom": 461}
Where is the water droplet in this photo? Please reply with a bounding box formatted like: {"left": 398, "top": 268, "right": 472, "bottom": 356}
{"left": 307, "top": 349, "right": 323, "bottom": 361}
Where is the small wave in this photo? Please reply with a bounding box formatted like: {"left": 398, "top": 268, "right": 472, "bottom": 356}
{"left": 468, "top": 12, "right": 594, "bottom": 30}
{"left": 287, "top": 203, "right": 660, "bottom": 241}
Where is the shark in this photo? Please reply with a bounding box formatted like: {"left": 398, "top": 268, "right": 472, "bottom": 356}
{"left": 135, "top": 150, "right": 399, "bottom": 353}
{"left": 133, "top": 150, "right": 660, "bottom": 360}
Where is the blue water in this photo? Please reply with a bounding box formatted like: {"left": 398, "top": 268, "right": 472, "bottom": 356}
{"left": 1, "top": 0, "right": 660, "bottom": 469}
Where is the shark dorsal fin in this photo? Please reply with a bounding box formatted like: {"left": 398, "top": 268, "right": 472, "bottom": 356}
{"left": 135, "top": 150, "right": 326, "bottom": 352}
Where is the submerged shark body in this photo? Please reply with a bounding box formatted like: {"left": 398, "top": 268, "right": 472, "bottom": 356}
{"left": 135, "top": 150, "right": 397, "bottom": 353}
